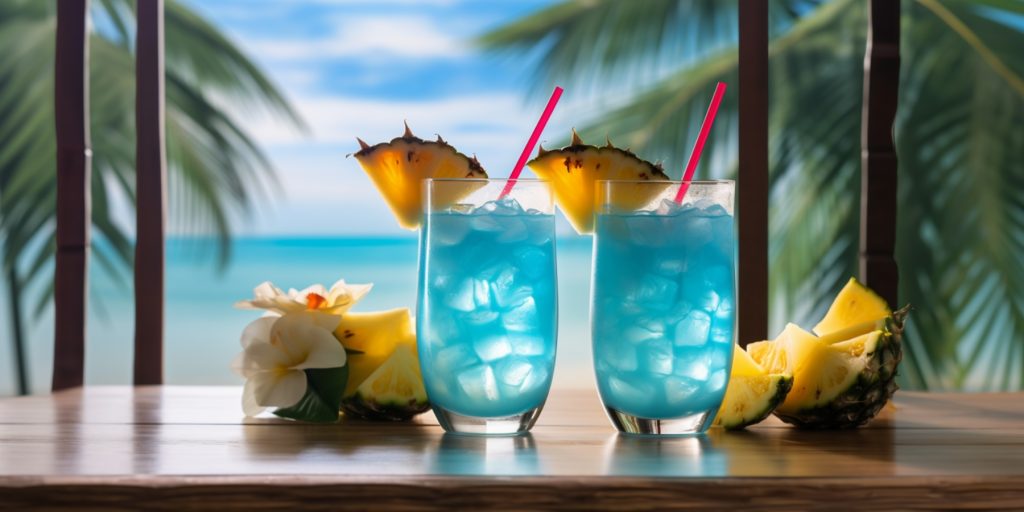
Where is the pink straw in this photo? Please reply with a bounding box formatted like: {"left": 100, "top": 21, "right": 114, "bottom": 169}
{"left": 499, "top": 86, "right": 564, "bottom": 199}
{"left": 674, "top": 82, "right": 728, "bottom": 204}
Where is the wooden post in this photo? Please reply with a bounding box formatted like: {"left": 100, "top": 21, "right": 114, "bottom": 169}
{"left": 860, "top": 0, "right": 900, "bottom": 308}
{"left": 134, "top": 0, "right": 167, "bottom": 385}
{"left": 53, "top": 0, "right": 91, "bottom": 391}
{"left": 737, "top": 0, "right": 769, "bottom": 347}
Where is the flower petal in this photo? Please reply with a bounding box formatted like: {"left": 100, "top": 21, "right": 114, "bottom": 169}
{"left": 254, "top": 281, "right": 285, "bottom": 301}
{"left": 249, "top": 369, "right": 308, "bottom": 408}
{"left": 241, "top": 379, "right": 266, "bottom": 417}
{"left": 241, "top": 336, "right": 292, "bottom": 371}
{"left": 271, "top": 312, "right": 346, "bottom": 369}
{"left": 239, "top": 316, "right": 276, "bottom": 349}
{"left": 322, "top": 280, "right": 373, "bottom": 314}
{"left": 236, "top": 281, "right": 310, "bottom": 315}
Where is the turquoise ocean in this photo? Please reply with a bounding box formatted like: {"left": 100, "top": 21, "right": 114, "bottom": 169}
{"left": 0, "top": 236, "right": 597, "bottom": 396}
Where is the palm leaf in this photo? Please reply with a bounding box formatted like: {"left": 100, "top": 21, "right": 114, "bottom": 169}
{"left": 484, "top": 0, "right": 1024, "bottom": 390}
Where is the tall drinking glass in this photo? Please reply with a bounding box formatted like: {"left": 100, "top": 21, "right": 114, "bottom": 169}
{"left": 591, "top": 180, "right": 736, "bottom": 435}
{"left": 418, "top": 179, "right": 557, "bottom": 435}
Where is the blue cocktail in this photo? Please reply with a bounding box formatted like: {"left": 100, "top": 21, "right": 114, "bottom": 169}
{"left": 591, "top": 180, "right": 735, "bottom": 435}
{"left": 418, "top": 179, "right": 557, "bottom": 435}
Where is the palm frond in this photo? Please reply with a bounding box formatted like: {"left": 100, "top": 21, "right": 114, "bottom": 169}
{"left": 478, "top": 0, "right": 817, "bottom": 100}
{"left": 486, "top": 0, "right": 1024, "bottom": 391}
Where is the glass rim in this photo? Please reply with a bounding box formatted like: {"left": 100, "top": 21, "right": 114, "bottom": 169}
{"left": 424, "top": 177, "right": 550, "bottom": 184}
{"left": 595, "top": 179, "right": 734, "bottom": 186}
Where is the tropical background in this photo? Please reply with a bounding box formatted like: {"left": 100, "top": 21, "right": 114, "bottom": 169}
{"left": 1, "top": 0, "right": 1022, "bottom": 396}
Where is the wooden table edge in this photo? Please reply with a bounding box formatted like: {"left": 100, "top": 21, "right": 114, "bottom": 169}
{"left": 3, "top": 474, "right": 1024, "bottom": 510}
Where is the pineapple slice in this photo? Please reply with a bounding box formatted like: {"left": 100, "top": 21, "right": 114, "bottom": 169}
{"left": 526, "top": 130, "right": 669, "bottom": 234}
{"left": 778, "top": 331, "right": 881, "bottom": 413}
{"left": 347, "top": 344, "right": 430, "bottom": 421}
{"left": 353, "top": 124, "right": 487, "bottom": 229}
{"left": 334, "top": 308, "right": 414, "bottom": 398}
{"left": 713, "top": 345, "right": 793, "bottom": 430}
{"left": 813, "top": 277, "right": 891, "bottom": 335}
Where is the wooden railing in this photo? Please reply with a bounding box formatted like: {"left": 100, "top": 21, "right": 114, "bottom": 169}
{"left": 48, "top": 0, "right": 900, "bottom": 389}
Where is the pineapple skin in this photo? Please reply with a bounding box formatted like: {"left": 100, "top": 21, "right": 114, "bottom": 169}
{"left": 341, "top": 394, "right": 430, "bottom": 422}
{"left": 774, "top": 310, "right": 906, "bottom": 429}
{"left": 719, "top": 375, "right": 794, "bottom": 430}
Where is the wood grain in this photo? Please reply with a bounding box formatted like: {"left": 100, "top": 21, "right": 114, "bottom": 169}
{"left": 133, "top": 0, "right": 168, "bottom": 386}
{"left": 1, "top": 388, "right": 1022, "bottom": 509}
{"left": 737, "top": 0, "right": 769, "bottom": 347}
{"left": 860, "top": 0, "right": 901, "bottom": 308}
{"left": 52, "top": 0, "right": 91, "bottom": 392}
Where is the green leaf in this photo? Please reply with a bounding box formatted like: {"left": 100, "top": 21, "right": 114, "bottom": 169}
{"left": 273, "top": 366, "right": 348, "bottom": 423}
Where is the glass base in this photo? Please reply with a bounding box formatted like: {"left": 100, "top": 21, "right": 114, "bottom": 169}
{"left": 604, "top": 407, "right": 715, "bottom": 436}
{"left": 433, "top": 405, "right": 544, "bottom": 436}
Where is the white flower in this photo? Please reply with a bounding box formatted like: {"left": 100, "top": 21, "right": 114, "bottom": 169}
{"left": 235, "top": 279, "right": 373, "bottom": 316}
{"left": 232, "top": 312, "right": 346, "bottom": 417}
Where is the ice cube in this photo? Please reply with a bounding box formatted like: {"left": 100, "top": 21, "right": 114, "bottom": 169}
{"left": 664, "top": 376, "right": 700, "bottom": 405}
{"left": 636, "top": 316, "right": 666, "bottom": 335}
{"left": 520, "top": 358, "right": 550, "bottom": 392}
{"left": 707, "top": 369, "right": 727, "bottom": 392}
{"left": 473, "top": 336, "right": 512, "bottom": 362}
{"left": 625, "top": 216, "right": 664, "bottom": 248}
{"left": 711, "top": 216, "right": 736, "bottom": 255}
{"left": 629, "top": 273, "right": 679, "bottom": 310}
{"left": 663, "top": 300, "right": 694, "bottom": 325}
{"left": 680, "top": 272, "right": 721, "bottom": 312}
{"left": 623, "top": 325, "right": 662, "bottom": 344}
{"left": 700, "top": 203, "right": 728, "bottom": 217}
{"left": 430, "top": 215, "right": 471, "bottom": 246}
{"left": 473, "top": 279, "right": 491, "bottom": 308}
{"left": 491, "top": 198, "right": 524, "bottom": 215}
{"left": 596, "top": 339, "right": 638, "bottom": 372}
{"left": 457, "top": 365, "right": 499, "bottom": 401}
{"left": 703, "top": 265, "right": 733, "bottom": 292}
{"left": 495, "top": 357, "right": 533, "bottom": 387}
{"left": 714, "top": 297, "right": 734, "bottom": 320}
{"left": 673, "top": 310, "right": 711, "bottom": 346}
{"left": 445, "top": 279, "right": 477, "bottom": 312}
{"left": 708, "top": 346, "right": 730, "bottom": 369}
{"left": 607, "top": 376, "right": 654, "bottom": 405}
{"left": 656, "top": 198, "right": 684, "bottom": 216}
{"left": 679, "top": 215, "right": 713, "bottom": 247}
{"left": 514, "top": 247, "right": 548, "bottom": 280}
{"left": 470, "top": 214, "right": 504, "bottom": 232}
{"left": 526, "top": 219, "right": 553, "bottom": 246}
{"left": 434, "top": 345, "right": 478, "bottom": 373}
{"left": 496, "top": 217, "right": 528, "bottom": 243}
{"left": 510, "top": 334, "right": 547, "bottom": 356}
{"left": 502, "top": 297, "right": 538, "bottom": 332}
{"left": 464, "top": 310, "right": 499, "bottom": 326}
{"left": 491, "top": 267, "right": 532, "bottom": 309}
{"left": 641, "top": 339, "right": 674, "bottom": 376}
{"left": 709, "top": 322, "right": 733, "bottom": 345}
{"left": 655, "top": 258, "right": 687, "bottom": 277}
{"left": 675, "top": 358, "right": 709, "bottom": 380}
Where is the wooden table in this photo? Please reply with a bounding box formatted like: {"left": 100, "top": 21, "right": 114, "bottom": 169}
{"left": 0, "top": 387, "right": 1022, "bottom": 510}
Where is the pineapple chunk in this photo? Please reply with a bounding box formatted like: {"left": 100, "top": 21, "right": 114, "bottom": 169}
{"left": 713, "top": 345, "right": 793, "bottom": 430}
{"left": 731, "top": 343, "right": 766, "bottom": 377}
{"left": 813, "top": 278, "right": 891, "bottom": 335}
{"left": 348, "top": 344, "right": 430, "bottom": 421}
{"left": 334, "top": 308, "right": 415, "bottom": 397}
{"left": 353, "top": 125, "right": 487, "bottom": 229}
{"left": 526, "top": 130, "right": 669, "bottom": 234}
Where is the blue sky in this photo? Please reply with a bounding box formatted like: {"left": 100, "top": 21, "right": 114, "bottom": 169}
{"left": 180, "top": 0, "right": 580, "bottom": 237}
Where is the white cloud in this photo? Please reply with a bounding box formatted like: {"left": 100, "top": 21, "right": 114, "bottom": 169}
{"left": 246, "top": 93, "right": 532, "bottom": 146}
{"left": 245, "top": 14, "right": 466, "bottom": 61}
{"left": 227, "top": 91, "right": 575, "bottom": 236}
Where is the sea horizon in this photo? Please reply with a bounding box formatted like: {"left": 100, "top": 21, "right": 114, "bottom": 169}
{"left": 0, "top": 234, "right": 597, "bottom": 397}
